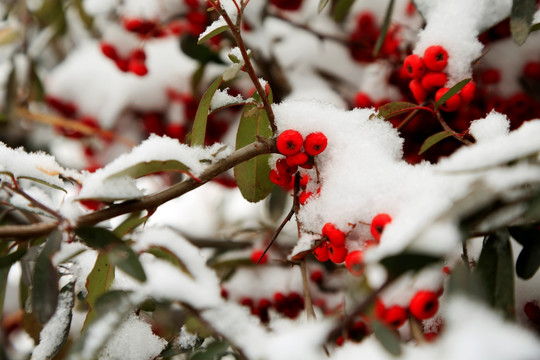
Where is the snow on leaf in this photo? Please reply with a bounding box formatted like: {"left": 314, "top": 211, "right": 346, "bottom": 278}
{"left": 191, "top": 76, "right": 223, "bottom": 147}
{"left": 510, "top": 0, "right": 536, "bottom": 45}
{"left": 83, "top": 253, "right": 115, "bottom": 329}
{"left": 198, "top": 17, "right": 228, "bottom": 44}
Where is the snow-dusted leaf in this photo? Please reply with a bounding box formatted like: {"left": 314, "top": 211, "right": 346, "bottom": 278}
{"left": 31, "top": 281, "right": 75, "bottom": 360}
{"left": 198, "top": 22, "right": 228, "bottom": 44}
{"left": 17, "top": 176, "right": 67, "bottom": 193}
{"left": 233, "top": 101, "right": 273, "bottom": 203}
{"left": 145, "top": 246, "right": 193, "bottom": 278}
{"left": 110, "top": 245, "right": 147, "bottom": 282}
{"left": 113, "top": 212, "right": 148, "bottom": 237}
{"left": 83, "top": 253, "right": 115, "bottom": 329}
{"left": 475, "top": 231, "right": 515, "bottom": 319}
{"left": 419, "top": 130, "right": 455, "bottom": 155}
{"left": 373, "top": 0, "right": 395, "bottom": 57}
{"left": 333, "top": 0, "right": 356, "bottom": 22}
{"left": 377, "top": 102, "right": 418, "bottom": 120}
{"left": 318, "top": 0, "right": 330, "bottom": 13}
{"left": 380, "top": 253, "right": 441, "bottom": 278}
{"left": 435, "top": 78, "right": 471, "bottom": 109}
{"left": 190, "top": 340, "right": 231, "bottom": 360}
{"left": 191, "top": 76, "right": 223, "bottom": 147}
{"left": 510, "top": 0, "right": 536, "bottom": 45}
{"left": 509, "top": 225, "right": 540, "bottom": 279}
{"left": 105, "top": 159, "right": 191, "bottom": 180}
{"left": 372, "top": 320, "right": 402, "bottom": 356}
{"left": 222, "top": 63, "right": 242, "bottom": 82}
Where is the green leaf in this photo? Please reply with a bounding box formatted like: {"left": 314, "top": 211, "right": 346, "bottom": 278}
{"left": 434, "top": 78, "right": 471, "bottom": 109}
{"left": 447, "top": 261, "right": 485, "bottom": 301}
{"left": 333, "top": 0, "right": 356, "bottom": 23}
{"left": 190, "top": 340, "right": 231, "bottom": 360}
{"left": 191, "top": 76, "right": 223, "bottom": 147}
{"left": 113, "top": 212, "right": 148, "bottom": 237}
{"left": 373, "top": 0, "right": 395, "bottom": 57}
{"left": 380, "top": 253, "right": 441, "bottom": 278}
{"left": 0, "top": 27, "right": 19, "bottom": 46}
{"left": 29, "top": 60, "right": 45, "bottom": 102}
{"left": 197, "top": 23, "right": 229, "bottom": 44}
{"left": 73, "top": 0, "right": 94, "bottom": 29}
{"left": 531, "top": 23, "right": 540, "bottom": 33}
{"left": 508, "top": 224, "right": 538, "bottom": 247}
{"left": 180, "top": 35, "right": 225, "bottom": 65}
{"left": 0, "top": 249, "right": 27, "bottom": 269}
{"left": 83, "top": 253, "right": 115, "bottom": 329}
{"left": 475, "top": 231, "right": 515, "bottom": 319}
{"left": 2, "top": 60, "right": 16, "bottom": 122}
{"left": 106, "top": 160, "right": 191, "bottom": 180}
{"left": 17, "top": 176, "right": 66, "bottom": 193}
{"left": 0, "top": 265, "right": 10, "bottom": 325}
{"left": 32, "top": 253, "right": 59, "bottom": 324}
{"left": 371, "top": 320, "right": 402, "bottom": 356}
{"left": 146, "top": 246, "right": 193, "bottom": 277}
{"left": 110, "top": 245, "right": 147, "bottom": 282}
{"left": 516, "top": 241, "right": 540, "bottom": 279}
{"left": 419, "top": 130, "right": 454, "bottom": 155}
{"left": 233, "top": 102, "right": 273, "bottom": 203}
{"left": 510, "top": 0, "right": 536, "bottom": 45}
{"left": 377, "top": 102, "right": 418, "bottom": 120}
{"left": 318, "top": 0, "right": 330, "bottom": 13}
{"left": 76, "top": 226, "right": 123, "bottom": 249}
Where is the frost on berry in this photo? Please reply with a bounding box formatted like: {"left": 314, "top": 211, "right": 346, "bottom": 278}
{"left": 322, "top": 222, "right": 346, "bottom": 246}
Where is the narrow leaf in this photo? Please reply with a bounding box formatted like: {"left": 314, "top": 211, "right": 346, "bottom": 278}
{"left": 435, "top": 78, "right": 471, "bottom": 109}
{"left": 83, "top": 253, "right": 115, "bottom": 328}
{"left": 475, "top": 231, "right": 515, "bottom": 319}
{"left": 32, "top": 254, "right": 59, "bottom": 324}
{"left": 516, "top": 241, "right": 540, "bottom": 279}
{"left": 113, "top": 212, "right": 148, "bottom": 237}
{"left": 373, "top": 0, "right": 395, "bottom": 57}
{"left": 0, "top": 27, "right": 19, "bottom": 46}
{"left": 146, "top": 246, "right": 193, "bottom": 278}
{"left": 190, "top": 340, "right": 230, "bottom": 360}
{"left": 318, "top": 0, "right": 330, "bottom": 13}
{"left": 76, "top": 226, "right": 123, "bottom": 249}
{"left": 110, "top": 245, "right": 147, "bottom": 282}
{"left": 0, "top": 249, "right": 27, "bottom": 269}
{"left": 17, "top": 176, "right": 67, "bottom": 193}
{"left": 419, "top": 130, "right": 454, "bottom": 155}
{"left": 191, "top": 76, "right": 223, "bottom": 147}
{"left": 372, "top": 320, "right": 402, "bottom": 356}
{"left": 377, "top": 102, "right": 418, "bottom": 120}
{"left": 233, "top": 102, "right": 273, "bottom": 202}
{"left": 333, "top": 0, "right": 356, "bottom": 23}
{"left": 380, "top": 253, "right": 441, "bottom": 278}
{"left": 180, "top": 35, "right": 225, "bottom": 65}
{"left": 197, "top": 23, "right": 228, "bottom": 44}
{"left": 510, "top": 0, "right": 536, "bottom": 45}
{"left": 531, "top": 23, "right": 540, "bottom": 33}
{"left": 106, "top": 160, "right": 191, "bottom": 180}
{"left": 0, "top": 266, "right": 9, "bottom": 325}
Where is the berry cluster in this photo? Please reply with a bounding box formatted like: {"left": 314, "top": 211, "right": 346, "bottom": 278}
{"left": 270, "top": 0, "right": 303, "bottom": 11}
{"left": 375, "top": 290, "right": 441, "bottom": 330}
{"left": 236, "top": 292, "right": 305, "bottom": 323}
{"left": 403, "top": 45, "right": 476, "bottom": 111}
{"left": 100, "top": 43, "right": 148, "bottom": 76}
{"left": 349, "top": 11, "right": 400, "bottom": 63}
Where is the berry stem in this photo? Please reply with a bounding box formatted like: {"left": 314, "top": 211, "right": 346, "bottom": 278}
{"left": 435, "top": 110, "right": 473, "bottom": 145}
{"left": 257, "top": 205, "right": 295, "bottom": 264}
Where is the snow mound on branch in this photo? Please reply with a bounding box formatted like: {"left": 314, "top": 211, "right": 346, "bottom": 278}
{"left": 469, "top": 110, "right": 510, "bottom": 142}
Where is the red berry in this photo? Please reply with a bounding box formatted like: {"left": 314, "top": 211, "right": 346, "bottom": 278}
{"left": 481, "top": 68, "right": 501, "bottom": 84}
{"left": 100, "top": 42, "right": 118, "bottom": 60}
{"left": 276, "top": 129, "right": 303, "bottom": 155}
{"left": 403, "top": 54, "right": 426, "bottom": 79}
{"left": 276, "top": 158, "right": 298, "bottom": 177}
{"left": 335, "top": 335, "right": 345, "bottom": 346}
{"left": 322, "top": 223, "right": 346, "bottom": 246}
{"left": 250, "top": 249, "right": 268, "bottom": 264}
{"left": 524, "top": 301, "right": 540, "bottom": 325}
{"left": 435, "top": 87, "right": 462, "bottom": 112}
{"left": 460, "top": 81, "right": 476, "bottom": 104}
{"left": 421, "top": 72, "right": 448, "bottom": 91}
{"left": 79, "top": 199, "right": 106, "bottom": 211}
{"left": 269, "top": 169, "right": 291, "bottom": 187}
{"left": 286, "top": 151, "right": 309, "bottom": 166}
{"left": 374, "top": 298, "right": 386, "bottom": 319}
{"left": 270, "top": 0, "right": 302, "bottom": 11}
{"left": 370, "top": 213, "right": 392, "bottom": 242}
{"left": 423, "top": 45, "right": 449, "bottom": 71}
{"left": 310, "top": 270, "right": 324, "bottom": 284}
{"left": 142, "top": 112, "right": 165, "bottom": 135}
{"left": 304, "top": 132, "right": 328, "bottom": 156}
{"left": 313, "top": 241, "right": 330, "bottom": 262}
{"left": 383, "top": 305, "right": 408, "bottom": 329}
{"left": 409, "top": 79, "right": 427, "bottom": 103}
{"left": 131, "top": 48, "right": 146, "bottom": 61}
{"left": 298, "top": 191, "right": 313, "bottom": 205}
{"left": 523, "top": 61, "right": 540, "bottom": 81}
{"left": 328, "top": 243, "right": 348, "bottom": 264}
{"left": 354, "top": 92, "right": 373, "bottom": 108}
{"left": 299, "top": 174, "right": 310, "bottom": 187}
{"left": 166, "top": 123, "right": 185, "bottom": 140}
{"left": 409, "top": 290, "right": 439, "bottom": 320}
{"left": 128, "top": 59, "right": 148, "bottom": 76}
{"left": 345, "top": 250, "right": 364, "bottom": 276}
{"left": 347, "top": 321, "right": 369, "bottom": 342}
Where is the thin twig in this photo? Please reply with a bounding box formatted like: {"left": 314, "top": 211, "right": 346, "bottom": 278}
{"left": 0, "top": 221, "right": 59, "bottom": 239}
{"left": 5, "top": 184, "right": 64, "bottom": 220}
{"left": 258, "top": 205, "right": 294, "bottom": 264}
{"left": 435, "top": 111, "right": 473, "bottom": 146}
{"left": 300, "top": 259, "right": 316, "bottom": 320}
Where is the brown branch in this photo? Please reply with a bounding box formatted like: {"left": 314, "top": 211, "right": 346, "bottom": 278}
{"left": 435, "top": 111, "right": 473, "bottom": 146}
{"left": 76, "top": 137, "right": 276, "bottom": 227}
{"left": 0, "top": 221, "right": 59, "bottom": 239}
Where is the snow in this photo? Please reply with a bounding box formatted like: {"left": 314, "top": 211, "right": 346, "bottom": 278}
{"left": 210, "top": 88, "right": 247, "bottom": 111}
{"left": 199, "top": 17, "right": 228, "bottom": 43}
{"left": 469, "top": 110, "right": 510, "bottom": 142}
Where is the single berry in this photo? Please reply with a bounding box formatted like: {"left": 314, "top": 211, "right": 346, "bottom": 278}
{"left": 354, "top": 92, "right": 373, "bottom": 108}
{"left": 269, "top": 0, "right": 302, "bottom": 11}
{"left": 403, "top": 54, "right": 426, "bottom": 79}
{"left": 345, "top": 250, "right": 364, "bottom": 276}
{"left": 523, "top": 61, "right": 540, "bottom": 81}
{"left": 328, "top": 243, "right": 348, "bottom": 264}
{"left": 304, "top": 132, "right": 328, "bottom": 156}
{"left": 100, "top": 42, "right": 118, "bottom": 60}
{"left": 128, "top": 59, "right": 148, "bottom": 76}
{"left": 435, "top": 87, "right": 462, "bottom": 112}
{"left": 481, "top": 68, "right": 501, "bottom": 84}
{"left": 269, "top": 169, "right": 291, "bottom": 187}
{"left": 286, "top": 151, "right": 309, "bottom": 166}
{"left": 131, "top": 48, "right": 146, "bottom": 61}
{"left": 370, "top": 213, "right": 392, "bottom": 242}
{"left": 276, "top": 129, "right": 303, "bottom": 155}
{"left": 313, "top": 241, "right": 330, "bottom": 262}
{"left": 409, "top": 79, "right": 427, "bottom": 103}
{"left": 310, "top": 270, "right": 324, "bottom": 284}
{"left": 409, "top": 290, "right": 439, "bottom": 320}
{"left": 347, "top": 321, "right": 369, "bottom": 342}
{"left": 250, "top": 249, "right": 268, "bottom": 264}
{"left": 276, "top": 158, "right": 298, "bottom": 177}
{"left": 524, "top": 301, "right": 540, "bottom": 325}
{"left": 298, "top": 191, "right": 313, "bottom": 205}
{"left": 115, "top": 58, "right": 129, "bottom": 72}
{"left": 322, "top": 223, "right": 346, "bottom": 246}
{"left": 166, "top": 123, "right": 185, "bottom": 140}
{"left": 423, "top": 45, "right": 449, "bottom": 71}
{"left": 383, "top": 305, "right": 408, "bottom": 329}
{"left": 421, "top": 72, "right": 448, "bottom": 91}
{"left": 460, "top": 81, "right": 476, "bottom": 104}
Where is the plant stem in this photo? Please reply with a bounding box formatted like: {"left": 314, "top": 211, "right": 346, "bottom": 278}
{"left": 300, "top": 259, "right": 316, "bottom": 320}
{"left": 435, "top": 111, "right": 473, "bottom": 146}
{"left": 0, "top": 221, "right": 59, "bottom": 239}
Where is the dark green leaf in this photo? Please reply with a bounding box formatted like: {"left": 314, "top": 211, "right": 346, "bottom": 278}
{"left": 191, "top": 76, "right": 223, "bottom": 147}
{"left": 32, "top": 253, "right": 59, "bottom": 324}
{"left": 435, "top": 78, "right": 471, "bottom": 109}
{"left": 106, "top": 160, "right": 191, "bottom": 180}
{"left": 0, "top": 249, "right": 27, "bottom": 269}
{"left": 190, "top": 340, "right": 230, "bottom": 360}
{"left": 17, "top": 176, "right": 66, "bottom": 193}
{"left": 233, "top": 101, "right": 273, "bottom": 203}
{"left": 377, "top": 102, "right": 418, "bottom": 120}
{"left": 113, "top": 212, "right": 148, "bottom": 237}
{"left": 318, "top": 0, "right": 330, "bottom": 13}
{"left": 510, "top": 0, "right": 536, "bottom": 45}
{"left": 83, "top": 253, "right": 115, "bottom": 328}
{"left": 373, "top": 0, "right": 395, "bottom": 57}
{"left": 516, "top": 241, "right": 540, "bottom": 279}
{"left": 29, "top": 60, "right": 45, "bottom": 102}
{"left": 197, "top": 24, "right": 229, "bottom": 44}
{"left": 2, "top": 60, "right": 16, "bottom": 122}
{"left": 333, "top": 0, "right": 356, "bottom": 23}
{"left": 447, "top": 260, "right": 486, "bottom": 302}
{"left": 0, "top": 266, "right": 9, "bottom": 325}
{"left": 146, "top": 246, "right": 193, "bottom": 277}
{"left": 76, "top": 226, "right": 123, "bottom": 249}
{"left": 508, "top": 224, "right": 539, "bottom": 247}
{"left": 380, "top": 253, "right": 441, "bottom": 278}
{"left": 110, "top": 245, "right": 146, "bottom": 282}
{"left": 531, "top": 23, "right": 540, "bottom": 33}
{"left": 419, "top": 130, "right": 454, "bottom": 155}
{"left": 94, "top": 290, "right": 131, "bottom": 315}
{"left": 371, "top": 320, "right": 402, "bottom": 356}
{"left": 475, "top": 230, "right": 515, "bottom": 319}
{"left": 267, "top": 186, "right": 288, "bottom": 222}
{"left": 180, "top": 35, "right": 225, "bottom": 65}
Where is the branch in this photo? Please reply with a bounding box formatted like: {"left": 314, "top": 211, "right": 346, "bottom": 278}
{"left": 0, "top": 221, "right": 59, "bottom": 239}
{"left": 76, "top": 137, "right": 276, "bottom": 227}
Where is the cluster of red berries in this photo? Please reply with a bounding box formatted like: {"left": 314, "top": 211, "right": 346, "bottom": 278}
{"left": 403, "top": 45, "right": 476, "bottom": 111}
{"left": 269, "top": 0, "right": 303, "bottom": 11}
{"left": 376, "top": 289, "right": 441, "bottom": 330}
{"left": 349, "top": 11, "right": 400, "bottom": 63}
{"left": 236, "top": 292, "right": 305, "bottom": 323}
{"left": 270, "top": 129, "right": 328, "bottom": 189}
{"left": 100, "top": 43, "right": 149, "bottom": 76}
{"left": 313, "top": 213, "right": 393, "bottom": 276}
{"left": 45, "top": 95, "right": 102, "bottom": 139}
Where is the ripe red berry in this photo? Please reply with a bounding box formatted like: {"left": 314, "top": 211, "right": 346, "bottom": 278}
{"left": 128, "top": 59, "right": 148, "bottom": 76}
{"left": 328, "top": 244, "right": 348, "bottom": 264}
{"left": 304, "top": 132, "right": 328, "bottom": 156}
{"left": 345, "top": 250, "right": 364, "bottom": 276}
{"left": 523, "top": 61, "right": 540, "bottom": 81}
{"left": 347, "top": 320, "right": 369, "bottom": 342}
{"left": 423, "top": 45, "right": 449, "bottom": 71}
{"left": 310, "top": 270, "right": 324, "bottom": 284}
{"left": 100, "top": 42, "right": 118, "bottom": 60}
{"left": 131, "top": 48, "right": 146, "bottom": 61}
{"left": 250, "top": 249, "right": 268, "bottom": 264}
{"left": 524, "top": 301, "right": 540, "bottom": 325}
{"left": 299, "top": 173, "right": 310, "bottom": 187}
{"left": 370, "top": 213, "right": 392, "bottom": 242}
{"left": 374, "top": 298, "right": 386, "bottom": 319}
{"left": 276, "top": 129, "right": 303, "bottom": 155}
{"left": 166, "top": 123, "right": 185, "bottom": 140}
{"left": 354, "top": 92, "right": 373, "bottom": 108}
{"left": 403, "top": 54, "right": 426, "bottom": 79}
{"left": 383, "top": 305, "right": 408, "bottom": 329}
{"left": 322, "top": 223, "right": 346, "bottom": 246}
{"left": 481, "top": 68, "right": 501, "bottom": 84}
{"left": 269, "top": 169, "right": 292, "bottom": 187}
{"left": 421, "top": 72, "right": 448, "bottom": 91}
{"left": 269, "top": 0, "right": 302, "bottom": 11}
{"left": 460, "top": 80, "right": 476, "bottom": 104}
{"left": 409, "top": 79, "right": 427, "bottom": 103}
{"left": 298, "top": 191, "right": 313, "bottom": 205}
{"left": 435, "top": 87, "right": 462, "bottom": 112}
{"left": 286, "top": 151, "right": 309, "bottom": 166}
{"left": 276, "top": 158, "right": 298, "bottom": 177}
{"left": 313, "top": 241, "right": 330, "bottom": 262}
{"left": 409, "top": 290, "right": 439, "bottom": 320}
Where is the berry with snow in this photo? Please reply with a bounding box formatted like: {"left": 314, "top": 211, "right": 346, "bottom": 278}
{"left": 423, "top": 45, "right": 449, "bottom": 71}
{"left": 345, "top": 250, "right": 365, "bottom": 276}
{"left": 409, "top": 290, "right": 439, "bottom": 320}
{"left": 370, "top": 213, "right": 392, "bottom": 242}
{"left": 276, "top": 129, "right": 303, "bottom": 155}
{"left": 322, "top": 222, "right": 346, "bottom": 246}
{"left": 304, "top": 132, "right": 328, "bottom": 156}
